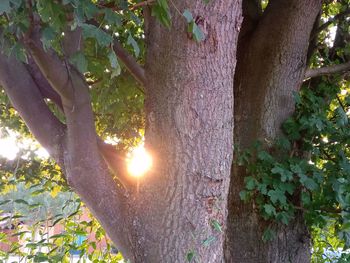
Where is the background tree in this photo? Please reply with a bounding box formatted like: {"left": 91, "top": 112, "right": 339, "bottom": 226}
{"left": 0, "top": 0, "right": 349, "bottom": 262}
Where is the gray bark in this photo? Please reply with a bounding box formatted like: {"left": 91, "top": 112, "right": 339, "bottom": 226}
{"left": 131, "top": 1, "right": 242, "bottom": 261}
{"left": 225, "top": 0, "right": 322, "bottom": 262}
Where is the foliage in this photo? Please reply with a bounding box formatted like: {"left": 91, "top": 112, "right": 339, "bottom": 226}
{"left": 239, "top": 79, "right": 350, "bottom": 257}
{"left": 0, "top": 146, "right": 124, "bottom": 262}
{"left": 0, "top": 0, "right": 349, "bottom": 261}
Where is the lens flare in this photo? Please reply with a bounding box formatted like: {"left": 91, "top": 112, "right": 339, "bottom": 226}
{"left": 127, "top": 145, "right": 152, "bottom": 178}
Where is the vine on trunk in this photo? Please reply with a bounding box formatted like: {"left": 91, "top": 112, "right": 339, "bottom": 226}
{"left": 239, "top": 80, "right": 350, "bottom": 253}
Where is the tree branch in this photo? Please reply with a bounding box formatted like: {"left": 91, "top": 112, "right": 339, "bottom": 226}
{"left": 311, "top": 8, "right": 350, "bottom": 40}
{"left": 24, "top": 30, "right": 74, "bottom": 105}
{"left": 25, "top": 57, "right": 63, "bottom": 109}
{"left": 113, "top": 40, "right": 146, "bottom": 88}
{"left": 85, "top": 19, "right": 145, "bottom": 87}
{"left": 0, "top": 52, "right": 66, "bottom": 165}
{"left": 97, "top": 139, "right": 133, "bottom": 188}
{"left": 304, "top": 61, "right": 350, "bottom": 79}
{"left": 62, "top": 27, "right": 83, "bottom": 58}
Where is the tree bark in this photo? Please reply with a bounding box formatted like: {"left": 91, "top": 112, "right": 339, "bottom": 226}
{"left": 225, "top": 0, "right": 322, "bottom": 262}
{"left": 127, "top": 1, "right": 242, "bottom": 261}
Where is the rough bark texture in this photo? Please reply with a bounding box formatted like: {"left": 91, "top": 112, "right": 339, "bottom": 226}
{"left": 225, "top": 0, "right": 322, "bottom": 262}
{"left": 132, "top": 1, "right": 241, "bottom": 261}
{"left": 0, "top": 0, "right": 333, "bottom": 262}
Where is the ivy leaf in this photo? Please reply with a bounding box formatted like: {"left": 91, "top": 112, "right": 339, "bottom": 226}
{"left": 239, "top": 190, "right": 250, "bottom": 201}
{"left": 263, "top": 204, "right": 276, "bottom": 216}
{"left": 303, "top": 177, "right": 318, "bottom": 191}
{"left": 245, "top": 176, "right": 256, "bottom": 190}
{"left": 276, "top": 211, "right": 291, "bottom": 225}
{"left": 271, "top": 165, "right": 293, "bottom": 182}
{"left": 268, "top": 189, "right": 286, "bottom": 205}
{"left": 258, "top": 151, "right": 274, "bottom": 162}
{"left": 262, "top": 227, "right": 276, "bottom": 242}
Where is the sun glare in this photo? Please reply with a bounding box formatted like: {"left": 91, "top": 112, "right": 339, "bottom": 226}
{"left": 127, "top": 145, "right": 153, "bottom": 178}
{"left": 0, "top": 136, "right": 18, "bottom": 160}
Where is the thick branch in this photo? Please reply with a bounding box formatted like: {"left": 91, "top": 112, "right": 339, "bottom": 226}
{"left": 0, "top": 52, "right": 66, "bottom": 164}
{"left": 60, "top": 70, "right": 134, "bottom": 259}
{"left": 97, "top": 139, "right": 135, "bottom": 188}
{"left": 25, "top": 57, "right": 63, "bottom": 109}
{"left": 62, "top": 27, "right": 83, "bottom": 58}
{"left": 304, "top": 61, "right": 350, "bottom": 79}
{"left": 24, "top": 31, "right": 74, "bottom": 105}
{"left": 113, "top": 40, "right": 146, "bottom": 87}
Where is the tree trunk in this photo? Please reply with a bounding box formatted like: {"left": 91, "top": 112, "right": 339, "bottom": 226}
{"left": 127, "top": 1, "right": 242, "bottom": 261}
{"left": 225, "top": 0, "right": 321, "bottom": 262}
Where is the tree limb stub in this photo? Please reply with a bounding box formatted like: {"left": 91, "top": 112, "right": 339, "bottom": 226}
{"left": 304, "top": 61, "right": 350, "bottom": 79}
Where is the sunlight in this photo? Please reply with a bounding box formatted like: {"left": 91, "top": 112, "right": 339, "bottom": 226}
{"left": 0, "top": 134, "right": 18, "bottom": 160}
{"left": 127, "top": 144, "right": 152, "bottom": 178}
{"left": 0, "top": 129, "right": 49, "bottom": 160}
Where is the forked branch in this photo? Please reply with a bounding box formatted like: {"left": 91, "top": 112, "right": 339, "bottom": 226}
{"left": 0, "top": 51, "right": 66, "bottom": 165}
{"left": 24, "top": 31, "right": 74, "bottom": 105}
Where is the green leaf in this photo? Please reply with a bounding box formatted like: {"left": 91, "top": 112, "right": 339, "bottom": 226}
{"left": 183, "top": 9, "right": 193, "bottom": 23}
{"left": 245, "top": 176, "right": 256, "bottom": 190}
{"left": 14, "top": 199, "right": 29, "bottom": 205}
{"left": 69, "top": 51, "right": 88, "bottom": 73}
{"left": 276, "top": 211, "right": 291, "bottom": 225}
{"left": 211, "top": 219, "right": 223, "bottom": 232}
{"left": 303, "top": 177, "right": 318, "bottom": 191}
{"left": 271, "top": 165, "right": 293, "bottom": 182}
{"left": 257, "top": 151, "right": 274, "bottom": 162}
{"left": 262, "top": 227, "right": 276, "bottom": 242}
{"left": 41, "top": 26, "right": 56, "bottom": 50}
{"left": 127, "top": 34, "right": 140, "bottom": 58}
{"left": 0, "top": 0, "right": 11, "bottom": 14}
{"left": 239, "top": 190, "right": 250, "bottom": 201}
{"left": 10, "top": 43, "right": 28, "bottom": 64}
{"left": 263, "top": 204, "right": 276, "bottom": 216}
{"left": 268, "top": 189, "right": 286, "bottom": 205}
{"left": 81, "top": 24, "right": 113, "bottom": 47}
{"left": 108, "top": 50, "right": 121, "bottom": 78}
{"left": 152, "top": 0, "right": 171, "bottom": 28}
{"left": 192, "top": 23, "right": 205, "bottom": 42}
{"left": 186, "top": 250, "right": 195, "bottom": 262}
{"left": 104, "top": 9, "right": 122, "bottom": 27}
{"left": 202, "top": 236, "right": 216, "bottom": 246}
{"left": 33, "top": 252, "right": 49, "bottom": 262}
